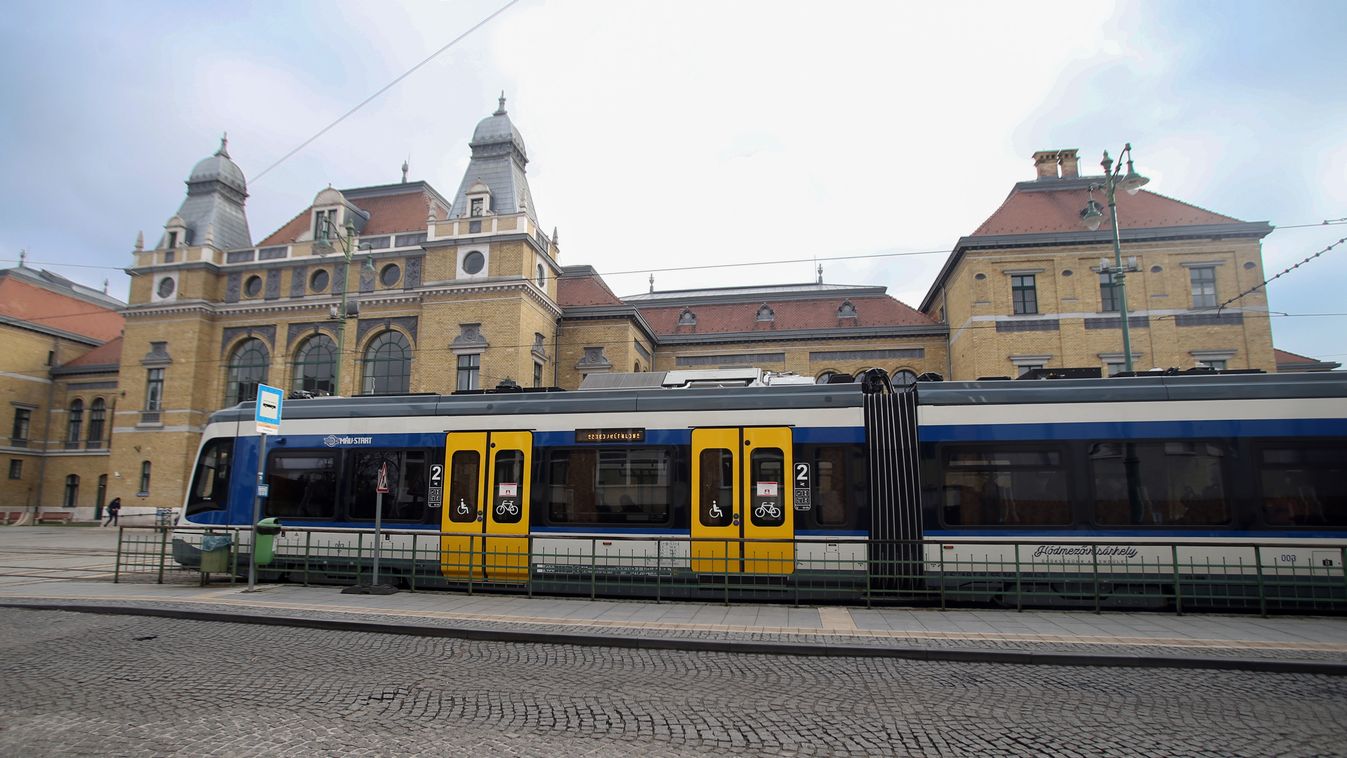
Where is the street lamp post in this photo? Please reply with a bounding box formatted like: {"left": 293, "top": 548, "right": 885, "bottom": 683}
{"left": 317, "top": 219, "right": 374, "bottom": 396}
{"left": 1080, "top": 143, "right": 1149, "bottom": 375}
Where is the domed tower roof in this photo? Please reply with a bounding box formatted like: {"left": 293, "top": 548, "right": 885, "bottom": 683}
{"left": 157, "top": 133, "right": 253, "bottom": 251}
{"left": 469, "top": 93, "right": 528, "bottom": 161}
{"left": 187, "top": 134, "right": 247, "bottom": 195}
{"left": 450, "top": 94, "right": 538, "bottom": 224}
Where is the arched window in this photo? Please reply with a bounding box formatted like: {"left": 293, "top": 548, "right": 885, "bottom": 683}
{"left": 87, "top": 398, "right": 106, "bottom": 448}
{"left": 63, "top": 474, "right": 79, "bottom": 508}
{"left": 537, "top": 263, "right": 546, "bottom": 289}
{"left": 292, "top": 334, "right": 337, "bottom": 396}
{"left": 892, "top": 369, "right": 919, "bottom": 387}
{"left": 66, "top": 399, "right": 83, "bottom": 446}
{"left": 225, "top": 338, "right": 269, "bottom": 406}
{"left": 96, "top": 474, "right": 107, "bottom": 509}
{"left": 362, "top": 331, "right": 411, "bottom": 395}
{"left": 139, "top": 460, "right": 152, "bottom": 495}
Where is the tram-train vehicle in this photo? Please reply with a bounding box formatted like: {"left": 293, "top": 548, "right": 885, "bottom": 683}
{"left": 175, "top": 369, "right": 1347, "bottom": 605}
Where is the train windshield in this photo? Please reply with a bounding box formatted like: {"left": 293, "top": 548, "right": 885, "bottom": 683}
{"left": 186, "top": 437, "right": 233, "bottom": 516}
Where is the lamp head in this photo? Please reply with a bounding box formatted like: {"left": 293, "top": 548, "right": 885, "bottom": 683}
{"left": 1080, "top": 198, "right": 1104, "bottom": 231}
{"left": 1120, "top": 161, "right": 1149, "bottom": 195}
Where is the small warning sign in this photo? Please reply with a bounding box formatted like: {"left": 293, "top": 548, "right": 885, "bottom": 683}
{"left": 499, "top": 482, "right": 518, "bottom": 497}
{"left": 756, "top": 481, "right": 779, "bottom": 497}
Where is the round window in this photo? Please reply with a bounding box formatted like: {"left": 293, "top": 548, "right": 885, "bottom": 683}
{"left": 310, "top": 269, "right": 330, "bottom": 293}
{"left": 463, "top": 251, "right": 485, "bottom": 275}
{"left": 244, "top": 275, "right": 262, "bottom": 297}
{"left": 156, "top": 277, "right": 175, "bottom": 298}
{"left": 380, "top": 263, "right": 401, "bottom": 287}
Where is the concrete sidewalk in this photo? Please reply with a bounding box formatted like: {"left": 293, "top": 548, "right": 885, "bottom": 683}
{"left": 2, "top": 577, "right": 1346, "bottom": 674}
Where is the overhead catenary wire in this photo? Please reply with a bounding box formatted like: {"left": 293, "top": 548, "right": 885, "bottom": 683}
{"left": 250, "top": 0, "right": 521, "bottom": 184}
{"left": 1216, "top": 235, "right": 1347, "bottom": 314}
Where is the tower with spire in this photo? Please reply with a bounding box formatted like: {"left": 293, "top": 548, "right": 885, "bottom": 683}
{"left": 157, "top": 134, "right": 252, "bottom": 251}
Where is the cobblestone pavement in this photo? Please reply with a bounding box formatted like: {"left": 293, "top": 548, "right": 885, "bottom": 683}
{"left": 2, "top": 609, "right": 1345, "bottom": 757}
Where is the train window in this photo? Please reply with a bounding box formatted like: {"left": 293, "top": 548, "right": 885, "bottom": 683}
{"left": 1258, "top": 442, "right": 1347, "bottom": 526}
{"left": 492, "top": 449, "right": 525, "bottom": 524}
{"left": 1089, "top": 441, "right": 1232, "bottom": 526}
{"left": 447, "top": 450, "right": 480, "bottom": 524}
{"left": 749, "top": 448, "right": 786, "bottom": 527}
{"left": 698, "top": 448, "right": 734, "bottom": 527}
{"left": 544, "top": 448, "right": 672, "bottom": 525}
{"left": 941, "top": 446, "right": 1070, "bottom": 526}
{"left": 265, "top": 452, "right": 337, "bottom": 520}
{"left": 346, "top": 450, "right": 428, "bottom": 523}
{"left": 186, "top": 437, "right": 233, "bottom": 516}
{"left": 797, "top": 444, "right": 862, "bottom": 527}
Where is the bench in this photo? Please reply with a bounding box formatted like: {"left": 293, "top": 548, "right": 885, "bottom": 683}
{"left": 0, "top": 511, "right": 24, "bottom": 525}
{"left": 35, "top": 512, "right": 75, "bottom": 524}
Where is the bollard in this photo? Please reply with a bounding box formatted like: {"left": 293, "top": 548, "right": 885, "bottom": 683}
{"left": 1172, "top": 544, "right": 1183, "bottom": 616}
{"left": 157, "top": 526, "right": 169, "bottom": 584}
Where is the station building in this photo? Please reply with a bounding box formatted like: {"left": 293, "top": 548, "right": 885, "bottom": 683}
{"left": 0, "top": 104, "right": 1313, "bottom": 519}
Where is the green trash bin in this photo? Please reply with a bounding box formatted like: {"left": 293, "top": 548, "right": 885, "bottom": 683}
{"left": 200, "top": 534, "right": 232, "bottom": 574}
{"left": 255, "top": 518, "right": 283, "bottom": 566}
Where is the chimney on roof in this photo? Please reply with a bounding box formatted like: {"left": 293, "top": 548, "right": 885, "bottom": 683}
{"left": 1032, "top": 151, "right": 1060, "bottom": 180}
{"left": 1032, "top": 149, "right": 1081, "bottom": 180}
{"left": 1058, "top": 149, "right": 1080, "bottom": 178}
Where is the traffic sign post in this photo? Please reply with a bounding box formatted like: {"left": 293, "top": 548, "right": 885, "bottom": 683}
{"left": 373, "top": 462, "right": 389, "bottom": 585}
{"left": 341, "top": 459, "right": 398, "bottom": 596}
{"left": 248, "top": 384, "right": 284, "bottom": 592}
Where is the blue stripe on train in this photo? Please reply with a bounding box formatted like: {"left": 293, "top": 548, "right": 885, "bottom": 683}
{"left": 261, "top": 425, "right": 863, "bottom": 448}
{"left": 919, "top": 418, "right": 1346, "bottom": 442}
{"left": 926, "top": 528, "right": 1347, "bottom": 539}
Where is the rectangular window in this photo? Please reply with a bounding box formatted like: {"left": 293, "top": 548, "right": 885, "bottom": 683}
{"left": 456, "top": 354, "right": 480, "bottom": 392}
{"left": 314, "top": 209, "right": 336, "bottom": 240}
{"left": 470, "top": 197, "right": 484, "bottom": 217}
{"left": 10, "top": 408, "right": 31, "bottom": 446}
{"left": 1099, "top": 271, "right": 1119, "bottom": 312}
{"left": 167, "top": 231, "right": 178, "bottom": 249}
{"left": 144, "top": 368, "right": 164, "bottom": 411}
{"left": 1105, "top": 362, "right": 1126, "bottom": 377}
{"left": 1190, "top": 266, "right": 1217, "bottom": 308}
{"left": 801, "top": 445, "right": 868, "bottom": 529}
{"left": 533, "top": 362, "right": 543, "bottom": 389}
{"left": 1198, "top": 359, "right": 1228, "bottom": 371}
{"left": 7, "top": 460, "right": 20, "bottom": 480}
{"left": 1016, "top": 364, "right": 1044, "bottom": 377}
{"left": 447, "top": 450, "right": 481, "bottom": 524}
{"left": 265, "top": 452, "right": 338, "bottom": 520}
{"left": 1259, "top": 443, "right": 1347, "bottom": 526}
{"left": 748, "top": 448, "right": 786, "bottom": 527}
{"left": 940, "top": 446, "right": 1071, "bottom": 526}
{"left": 545, "top": 448, "right": 673, "bottom": 526}
{"left": 187, "top": 438, "right": 233, "bottom": 516}
{"left": 1011, "top": 274, "right": 1038, "bottom": 315}
{"left": 1089, "top": 441, "right": 1232, "bottom": 526}
{"left": 346, "top": 450, "right": 429, "bottom": 523}
{"left": 138, "top": 461, "right": 152, "bottom": 495}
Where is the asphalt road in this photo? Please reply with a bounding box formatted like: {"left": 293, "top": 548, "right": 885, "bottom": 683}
{"left": 1, "top": 608, "right": 1344, "bottom": 757}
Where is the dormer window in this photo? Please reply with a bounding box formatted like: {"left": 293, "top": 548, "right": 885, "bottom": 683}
{"left": 755, "top": 304, "right": 775, "bottom": 322}
{"left": 470, "top": 198, "right": 484, "bottom": 217}
{"left": 166, "top": 231, "right": 178, "bottom": 249}
{"left": 837, "top": 300, "right": 858, "bottom": 319}
{"left": 677, "top": 308, "right": 697, "bottom": 326}
{"left": 314, "top": 209, "right": 337, "bottom": 240}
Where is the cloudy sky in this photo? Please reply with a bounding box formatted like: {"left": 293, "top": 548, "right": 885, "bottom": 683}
{"left": 2, "top": 0, "right": 1344, "bottom": 362}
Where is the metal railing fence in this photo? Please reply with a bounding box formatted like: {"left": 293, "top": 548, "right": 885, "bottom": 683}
{"left": 113, "top": 525, "right": 1347, "bottom": 615}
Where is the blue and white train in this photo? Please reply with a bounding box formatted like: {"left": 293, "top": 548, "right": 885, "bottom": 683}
{"left": 176, "top": 370, "right": 1347, "bottom": 605}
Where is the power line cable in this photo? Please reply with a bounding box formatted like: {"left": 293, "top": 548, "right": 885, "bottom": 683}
{"left": 250, "top": 0, "right": 520, "bottom": 184}
{"left": 1217, "top": 235, "right": 1347, "bottom": 313}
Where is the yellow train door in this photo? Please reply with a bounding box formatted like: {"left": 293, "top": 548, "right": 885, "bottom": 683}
{"left": 441, "top": 431, "right": 532, "bottom": 581}
{"left": 690, "top": 427, "right": 794, "bottom": 575}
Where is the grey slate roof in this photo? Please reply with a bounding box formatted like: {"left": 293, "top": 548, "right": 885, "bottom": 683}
{"left": 447, "top": 97, "right": 537, "bottom": 226}
{"left": 158, "top": 137, "right": 252, "bottom": 251}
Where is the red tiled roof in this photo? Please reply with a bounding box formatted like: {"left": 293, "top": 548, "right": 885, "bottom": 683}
{"left": 0, "top": 276, "right": 123, "bottom": 342}
{"left": 1275, "top": 348, "right": 1315, "bottom": 364}
{"left": 636, "top": 296, "right": 938, "bottom": 336}
{"left": 558, "top": 271, "right": 625, "bottom": 307}
{"left": 61, "top": 336, "right": 122, "bottom": 369}
{"left": 258, "top": 190, "right": 434, "bottom": 247}
{"left": 972, "top": 184, "right": 1241, "bottom": 237}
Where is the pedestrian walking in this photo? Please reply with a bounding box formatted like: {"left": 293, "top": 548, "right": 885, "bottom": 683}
{"left": 103, "top": 497, "right": 121, "bottom": 527}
